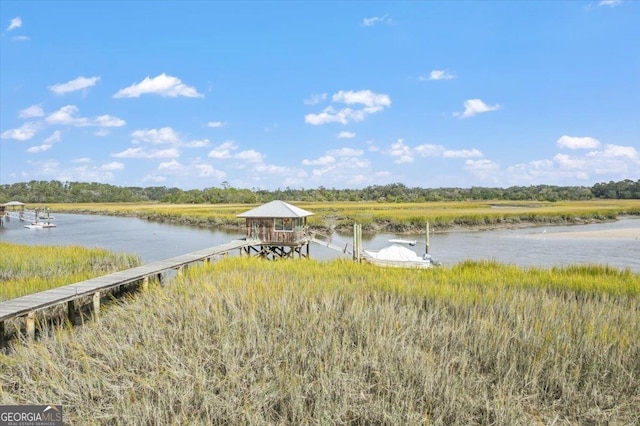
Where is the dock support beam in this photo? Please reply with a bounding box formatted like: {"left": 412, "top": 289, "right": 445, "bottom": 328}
{"left": 142, "top": 276, "right": 149, "bottom": 291}
{"left": 0, "top": 321, "right": 5, "bottom": 346}
{"left": 26, "top": 311, "right": 36, "bottom": 341}
{"left": 92, "top": 292, "right": 101, "bottom": 320}
{"left": 67, "top": 300, "right": 76, "bottom": 324}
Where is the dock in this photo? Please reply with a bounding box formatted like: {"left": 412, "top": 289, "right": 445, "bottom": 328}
{"left": 0, "top": 238, "right": 258, "bottom": 345}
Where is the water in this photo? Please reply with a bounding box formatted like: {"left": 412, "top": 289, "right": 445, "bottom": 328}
{"left": 1, "top": 213, "right": 639, "bottom": 272}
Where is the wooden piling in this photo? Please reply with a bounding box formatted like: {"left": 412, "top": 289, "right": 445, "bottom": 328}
{"left": 26, "top": 311, "right": 36, "bottom": 341}
{"left": 92, "top": 292, "right": 100, "bottom": 320}
{"left": 0, "top": 321, "right": 5, "bottom": 346}
{"left": 67, "top": 300, "right": 76, "bottom": 324}
{"left": 142, "top": 276, "right": 149, "bottom": 291}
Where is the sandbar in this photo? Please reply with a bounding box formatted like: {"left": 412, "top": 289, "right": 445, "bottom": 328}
{"left": 526, "top": 228, "right": 640, "bottom": 240}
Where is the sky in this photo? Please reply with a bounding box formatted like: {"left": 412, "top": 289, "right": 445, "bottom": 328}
{"left": 1, "top": 1, "right": 639, "bottom": 191}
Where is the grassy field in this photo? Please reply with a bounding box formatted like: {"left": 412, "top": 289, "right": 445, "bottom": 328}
{"left": 1, "top": 257, "right": 638, "bottom": 424}
{"left": 0, "top": 242, "right": 140, "bottom": 301}
{"left": 46, "top": 199, "right": 640, "bottom": 232}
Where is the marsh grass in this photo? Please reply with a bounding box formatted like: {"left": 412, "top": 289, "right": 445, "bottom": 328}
{"left": 0, "top": 242, "right": 140, "bottom": 301}
{"left": 1, "top": 258, "right": 638, "bottom": 424}
{"left": 47, "top": 200, "right": 640, "bottom": 232}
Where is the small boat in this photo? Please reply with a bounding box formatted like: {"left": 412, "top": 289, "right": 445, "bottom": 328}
{"left": 25, "top": 222, "right": 57, "bottom": 229}
{"left": 363, "top": 243, "right": 441, "bottom": 269}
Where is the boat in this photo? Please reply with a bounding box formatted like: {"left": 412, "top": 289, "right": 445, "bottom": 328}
{"left": 24, "top": 221, "right": 57, "bottom": 229}
{"left": 363, "top": 243, "right": 441, "bottom": 269}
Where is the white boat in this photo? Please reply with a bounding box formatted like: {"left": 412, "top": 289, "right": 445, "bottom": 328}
{"left": 363, "top": 243, "right": 440, "bottom": 269}
{"left": 25, "top": 222, "right": 57, "bottom": 229}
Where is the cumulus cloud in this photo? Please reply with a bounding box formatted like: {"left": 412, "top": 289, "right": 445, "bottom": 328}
{"left": 236, "top": 149, "right": 264, "bottom": 163}
{"left": 49, "top": 76, "right": 100, "bottom": 95}
{"left": 208, "top": 141, "right": 237, "bottom": 159}
{"left": 443, "top": 148, "right": 483, "bottom": 158}
{"left": 7, "top": 17, "right": 22, "bottom": 31}
{"left": 304, "top": 93, "right": 327, "bottom": 105}
{"left": 337, "top": 131, "right": 356, "bottom": 139}
{"left": 46, "top": 105, "right": 126, "bottom": 127}
{"left": 305, "top": 89, "right": 391, "bottom": 125}
{"left": 302, "top": 156, "right": 335, "bottom": 166}
{"left": 598, "top": 0, "right": 621, "bottom": 6}
{"left": 420, "top": 70, "right": 455, "bottom": 81}
{"left": 1, "top": 122, "right": 39, "bottom": 141}
{"left": 453, "top": 99, "right": 501, "bottom": 118}
{"left": 132, "top": 127, "right": 181, "bottom": 144}
{"left": 207, "top": 121, "right": 226, "bottom": 128}
{"left": 19, "top": 105, "right": 44, "bottom": 119}
{"left": 327, "top": 148, "right": 364, "bottom": 157}
{"left": 28, "top": 130, "right": 62, "bottom": 153}
{"left": 362, "top": 14, "right": 392, "bottom": 26}
{"left": 390, "top": 139, "right": 414, "bottom": 163}
{"left": 113, "top": 73, "right": 203, "bottom": 98}
{"left": 388, "top": 140, "right": 484, "bottom": 163}
{"left": 111, "top": 147, "right": 180, "bottom": 159}
{"left": 556, "top": 135, "right": 601, "bottom": 150}
{"left": 465, "top": 159, "right": 501, "bottom": 180}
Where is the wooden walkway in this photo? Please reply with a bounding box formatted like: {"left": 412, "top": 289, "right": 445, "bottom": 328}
{"left": 0, "top": 238, "right": 258, "bottom": 344}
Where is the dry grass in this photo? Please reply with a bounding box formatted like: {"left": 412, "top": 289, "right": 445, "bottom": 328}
{"left": 2, "top": 258, "right": 638, "bottom": 425}
{"left": 46, "top": 200, "right": 640, "bottom": 232}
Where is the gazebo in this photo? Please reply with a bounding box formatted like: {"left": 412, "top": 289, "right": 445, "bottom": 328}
{"left": 237, "top": 200, "right": 314, "bottom": 259}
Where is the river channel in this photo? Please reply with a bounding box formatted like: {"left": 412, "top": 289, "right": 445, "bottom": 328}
{"left": 1, "top": 214, "right": 639, "bottom": 272}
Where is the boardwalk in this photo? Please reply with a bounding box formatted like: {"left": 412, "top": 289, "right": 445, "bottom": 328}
{"left": 0, "top": 238, "right": 258, "bottom": 344}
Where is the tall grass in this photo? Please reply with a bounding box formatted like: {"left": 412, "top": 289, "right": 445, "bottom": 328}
{"left": 1, "top": 258, "right": 638, "bottom": 424}
{"left": 47, "top": 200, "right": 640, "bottom": 233}
{"left": 0, "top": 242, "right": 140, "bottom": 301}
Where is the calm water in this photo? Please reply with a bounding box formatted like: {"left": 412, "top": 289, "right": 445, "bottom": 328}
{"left": 1, "top": 213, "right": 639, "bottom": 272}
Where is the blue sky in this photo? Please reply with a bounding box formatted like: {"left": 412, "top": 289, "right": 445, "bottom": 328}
{"left": 1, "top": 1, "right": 638, "bottom": 190}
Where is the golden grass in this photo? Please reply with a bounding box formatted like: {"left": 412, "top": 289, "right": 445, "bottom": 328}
{"left": 45, "top": 200, "right": 640, "bottom": 232}
{"left": 0, "top": 242, "right": 140, "bottom": 301}
{"left": 1, "top": 257, "right": 638, "bottom": 424}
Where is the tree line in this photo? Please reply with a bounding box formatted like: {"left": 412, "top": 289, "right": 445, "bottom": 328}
{"left": 0, "top": 179, "right": 639, "bottom": 204}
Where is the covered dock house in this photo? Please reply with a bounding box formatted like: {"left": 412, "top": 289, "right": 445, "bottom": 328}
{"left": 237, "top": 200, "right": 314, "bottom": 259}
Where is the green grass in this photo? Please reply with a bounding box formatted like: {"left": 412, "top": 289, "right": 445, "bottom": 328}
{"left": 1, "top": 257, "right": 638, "bottom": 424}
{"left": 0, "top": 242, "right": 141, "bottom": 301}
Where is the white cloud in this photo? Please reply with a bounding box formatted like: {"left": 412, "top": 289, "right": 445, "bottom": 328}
{"left": 28, "top": 159, "right": 122, "bottom": 183}
{"left": 304, "top": 93, "right": 327, "bottom": 105}
{"left": 46, "top": 105, "right": 125, "bottom": 127}
{"left": 362, "top": 14, "right": 392, "bottom": 26}
{"left": 94, "top": 115, "right": 126, "bottom": 127}
{"left": 390, "top": 139, "right": 414, "bottom": 164}
{"left": 113, "top": 73, "right": 203, "bottom": 98}
{"left": 337, "top": 131, "right": 356, "bottom": 139}
{"left": 414, "top": 144, "right": 444, "bottom": 157}
{"left": 26, "top": 130, "right": 61, "bottom": 153}
{"left": 420, "top": 70, "right": 455, "bottom": 81}
{"left": 1, "top": 122, "right": 39, "bottom": 141}
{"left": 19, "top": 105, "right": 44, "bottom": 119}
{"left": 332, "top": 90, "right": 391, "bottom": 109}
{"left": 557, "top": 135, "right": 601, "bottom": 150}
{"left": 207, "top": 121, "right": 226, "bottom": 128}
{"left": 100, "top": 162, "right": 124, "bottom": 171}
{"left": 195, "top": 164, "right": 225, "bottom": 179}
{"left": 443, "top": 148, "right": 483, "bottom": 158}
{"left": 7, "top": 17, "right": 22, "bottom": 31}
{"left": 111, "top": 147, "right": 180, "bottom": 159}
{"left": 465, "top": 159, "right": 501, "bottom": 180}
{"left": 158, "top": 159, "right": 184, "bottom": 173}
{"left": 327, "top": 148, "right": 364, "bottom": 157}
{"left": 453, "top": 99, "right": 501, "bottom": 118}
{"left": 49, "top": 76, "right": 100, "bottom": 95}
{"left": 305, "top": 90, "right": 391, "bottom": 125}
{"left": 302, "top": 155, "right": 336, "bottom": 166}
{"left": 208, "top": 141, "right": 237, "bottom": 159}
{"left": 182, "top": 139, "right": 210, "bottom": 148}
{"left": 11, "top": 35, "right": 30, "bottom": 42}
{"left": 598, "top": 0, "right": 621, "bottom": 6}
{"left": 132, "top": 127, "right": 180, "bottom": 144}
{"left": 236, "top": 149, "right": 263, "bottom": 163}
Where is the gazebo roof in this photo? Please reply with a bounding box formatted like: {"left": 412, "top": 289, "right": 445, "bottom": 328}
{"left": 3, "top": 201, "right": 26, "bottom": 206}
{"left": 237, "top": 200, "right": 314, "bottom": 218}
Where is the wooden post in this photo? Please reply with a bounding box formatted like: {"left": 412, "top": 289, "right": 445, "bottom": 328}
{"left": 0, "top": 321, "right": 5, "bottom": 346}
{"left": 426, "top": 222, "right": 430, "bottom": 255}
{"left": 26, "top": 311, "right": 36, "bottom": 341}
{"left": 67, "top": 300, "right": 76, "bottom": 324}
{"left": 142, "top": 276, "right": 149, "bottom": 291}
{"left": 176, "top": 265, "right": 183, "bottom": 276}
{"left": 92, "top": 292, "right": 101, "bottom": 320}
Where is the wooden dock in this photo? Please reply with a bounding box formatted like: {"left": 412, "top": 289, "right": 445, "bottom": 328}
{"left": 0, "top": 238, "right": 258, "bottom": 345}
